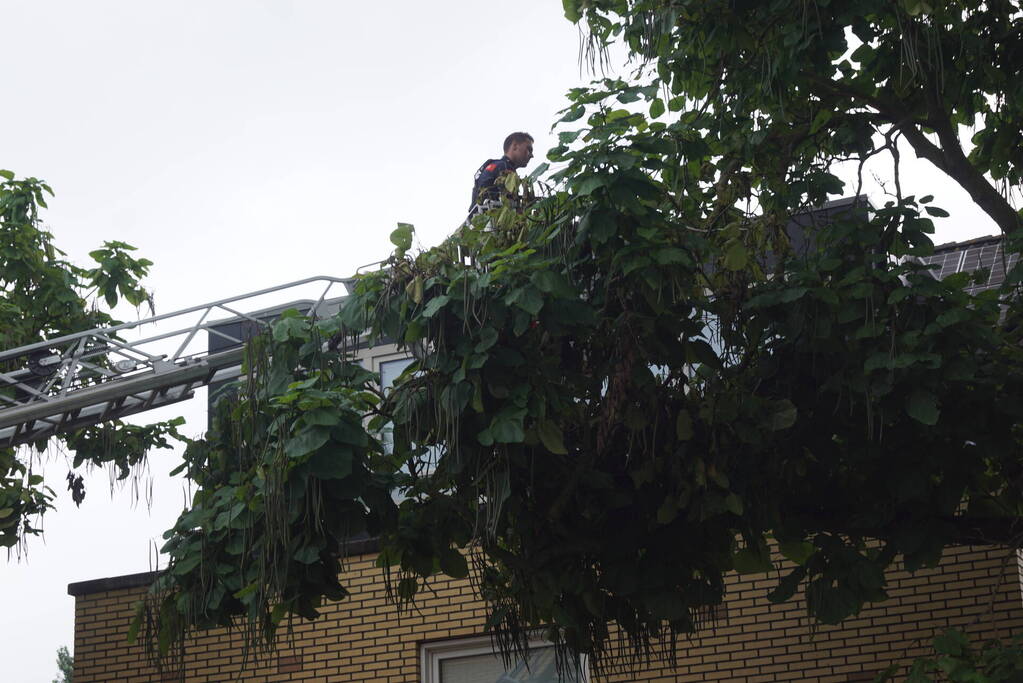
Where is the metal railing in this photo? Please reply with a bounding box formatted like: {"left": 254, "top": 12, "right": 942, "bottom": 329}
{"left": 0, "top": 276, "right": 352, "bottom": 448}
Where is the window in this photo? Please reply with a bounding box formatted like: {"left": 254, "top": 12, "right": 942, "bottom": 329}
{"left": 377, "top": 356, "right": 415, "bottom": 454}
{"left": 421, "top": 637, "right": 587, "bottom": 683}
{"left": 380, "top": 357, "right": 414, "bottom": 392}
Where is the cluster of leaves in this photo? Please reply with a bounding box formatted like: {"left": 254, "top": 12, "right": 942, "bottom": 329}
{"left": 22, "top": 0, "right": 1023, "bottom": 675}
{"left": 145, "top": 140, "right": 1023, "bottom": 676}
{"left": 564, "top": 0, "right": 1023, "bottom": 236}
{"left": 0, "top": 171, "right": 181, "bottom": 551}
{"left": 62, "top": 417, "right": 188, "bottom": 506}
{"left": 52, "top": 644, "right": 73, "bottom": 683}
{"left": 879, "top": 629, "right": 1023, "bottom": 682}
{"left": 136, "top": 316, "right": 398, "bottom": 656}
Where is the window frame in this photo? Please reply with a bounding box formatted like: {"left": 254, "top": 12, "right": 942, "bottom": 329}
{"left": 420, "top": 635, "right": 589, "bottom": 683}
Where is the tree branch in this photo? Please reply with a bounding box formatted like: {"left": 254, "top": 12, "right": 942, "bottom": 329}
{"left": 804, "top": 71, "right": 1022, "bottom": 234}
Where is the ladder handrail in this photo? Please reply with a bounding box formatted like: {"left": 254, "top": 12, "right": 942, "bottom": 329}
{"left": 0, "top": 275, "right": 355, "bottom": 446}
{"left": 0, "top": 275, "right": 352, "bottom": 362}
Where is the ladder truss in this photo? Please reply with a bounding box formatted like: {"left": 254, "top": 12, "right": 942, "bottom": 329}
{"left": 0, "top": 276, "right": 351, "bottom": 448}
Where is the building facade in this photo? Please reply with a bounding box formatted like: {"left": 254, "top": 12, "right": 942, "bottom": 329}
{"left": 68, "top": 542, "right": 1023, "bottom": 681}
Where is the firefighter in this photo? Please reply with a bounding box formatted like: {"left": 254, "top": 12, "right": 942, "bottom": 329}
{"left": 467, "top": 132, "right": 534, "bottom": 219}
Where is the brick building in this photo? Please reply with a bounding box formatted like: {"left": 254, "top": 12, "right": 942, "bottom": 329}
{"left": 67, "top": 233, "right": 1023, "bottom": 681}
{"left": 68, "top": 543, "right": 1023, "bottom": 681}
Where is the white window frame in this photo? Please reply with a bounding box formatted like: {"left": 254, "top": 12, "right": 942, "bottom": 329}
{"left": 420, "top": 635, "right": 589, "bottom": 683}
{"left": 362, "top": 346, "right": 414, "bottom": 387}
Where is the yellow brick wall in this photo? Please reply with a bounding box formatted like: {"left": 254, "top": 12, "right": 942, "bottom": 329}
{"left": 72, "top": 544, "right": 1023, "bottom": 682}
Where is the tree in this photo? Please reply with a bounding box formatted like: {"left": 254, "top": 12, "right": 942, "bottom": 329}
{"left": 0, "top": 171, "right": 182, "bottom": 553}
{"left": 53, "top": 645, "right": 73, "bottom": 683}
{"left": 32, "top": 0, "right": 1023, "bottom": 674}
{"left": 564, "top": 0, "right": 1023, "bottom": 236}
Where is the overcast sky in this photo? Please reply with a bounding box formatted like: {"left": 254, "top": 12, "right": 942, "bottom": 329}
{"left": 0, "top": 2, "right": 1001, "bottom": 681}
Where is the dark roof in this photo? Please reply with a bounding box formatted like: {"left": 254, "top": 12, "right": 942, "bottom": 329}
{"left": 915, "top": 233, "right": 1019, "bottom": 295}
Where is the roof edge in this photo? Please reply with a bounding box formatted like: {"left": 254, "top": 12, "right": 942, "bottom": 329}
{"left": 68, "top": 570, "right": 160, "bottom": 596}
{"left": 932, "top": 233, "right": 1003, "bottom": 252}
{"left": 67, "top": 536, "right": 381, "bottom": 597}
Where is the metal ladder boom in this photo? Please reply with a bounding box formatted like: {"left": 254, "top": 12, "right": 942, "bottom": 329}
{"left": 0, "top": 276, "right": 351, "bottom": 448}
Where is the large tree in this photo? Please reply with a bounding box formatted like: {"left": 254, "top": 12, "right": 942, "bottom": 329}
{"left": 138, "top": 0, "right": 1023, "bottom": 672}
{"left": 563, "top": 0, "right": 1023, "bottom": 235}
{"left": 6, "top": 0, "right": 1018, "bottom": 676}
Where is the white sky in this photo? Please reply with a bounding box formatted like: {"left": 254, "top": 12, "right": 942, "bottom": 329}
{"left": 0, "top": 2, "right": 999, "bottom": 681}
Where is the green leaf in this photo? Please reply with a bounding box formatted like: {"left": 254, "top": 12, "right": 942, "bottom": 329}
{"left": 490, "top": 417, "right": 524, "bottom": 444}
{"left": 293, "top": 544, "right": 321, "bottom": 564}
{"left": 575, "top": 175, "right": 607, "bottom": 196}
{"left": 778, "top": 540, "right": 815, "bottom": 566}
{"left": 171, "top": 553, "right": 202, "bottom": 576}
{"left": 0, "top": 169, "right": 14, "bottom": 181}
{"left": 809, "top": 109, "right": 833, "bottom": 135}
{"left": 723, "top": 242, "right": 748, "bottom": 271}
{"left": 272, "top": 313, "right": 308, "bottom": 342}
{"left": 507, "top": 287, "right": 543, "bottom": 316}
{"left": 526, "top": 162, "right": 550, "bottom": 182}
{"left": 390, "top": 223, "right": 414, "bottom": 254}
{"left": 767, "top": 400, "right": 798, "bottom": 431}
{"left": 439, "top": 548, "right": 469, "bottom": 579}
{"left": 562, "top": 0, "right": 581, "bottom": 22}
{"left": 303, "top": 408, "right": 341, "bottom": 427}
{"left": 649, "top": 98, "right": 665, "bottom": 118}
{"left": 538, "top": 420, "right": 567, "bottom": 454}
{"left": 932, "top": 629, "right": 968, "bottom": 656}
{"left": 475, "top": 327, "right": 498, "bottom": 352}
{"left": 531, "top": 270, "right": 565, "bottom": 294}
{"left": 126, "top": 601, "right": 145, "bottom": 644}
{"left": 421, "top": 295, "right": 450, "bottom": 318}
{"left": 767, "top": 567, "right": 807, "bottom": 603}
{"left": 284, "top": 426, "right": 331, "bottom": 459}
{"left": 307, "top": 447, "right": 353, "bottom": 480}
{"left": 906, "top": 389, "right": 939, "bottom": 425}
{"left": 405, "top": 275, "right": 424, "bottom": 304}
{"left": 558, "top": 106, "right": 585, "bottom": 123}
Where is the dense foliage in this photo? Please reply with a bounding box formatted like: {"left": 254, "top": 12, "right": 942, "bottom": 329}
{"left": 893, "top": 629, "right": 1023, "bottom": 682}
{"left": 566, "top": 0, "right": 1023, "bottom": 236}
{"left": 8, "top": 0, "right": 1023, "bottom": 676}
{"left": 132, "top": 0, "right": 1023, "bottom": 672}
{"left": 142, "top": 191, "right": 1022, "bottom": 672}
{"left": 0, "top": 172, "right": 180, "bottom": 552}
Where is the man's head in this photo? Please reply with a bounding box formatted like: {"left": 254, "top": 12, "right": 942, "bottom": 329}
{"left": 503, "top": 132, "right": 534, "bottom": 169}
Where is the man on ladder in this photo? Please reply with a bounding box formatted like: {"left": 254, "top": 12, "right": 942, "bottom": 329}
{"left": 467, "top": 132, "right": 534, "bottom": 220}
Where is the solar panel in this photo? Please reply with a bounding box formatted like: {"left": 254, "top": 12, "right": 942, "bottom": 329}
{"left": 914, "top": 236, "right": 1019, "bottom": 294}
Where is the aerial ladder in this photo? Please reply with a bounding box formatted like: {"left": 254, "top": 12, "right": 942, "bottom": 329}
{"left": 0, "top": 276, "right": 353, "bottom": 449}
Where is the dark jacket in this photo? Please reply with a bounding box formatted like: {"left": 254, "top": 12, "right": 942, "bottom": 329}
{"left": 468, "top": 155, "right": 514, "bottom": 215}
